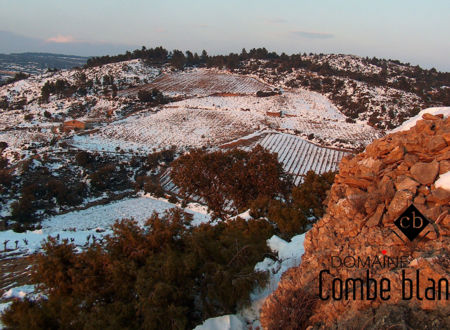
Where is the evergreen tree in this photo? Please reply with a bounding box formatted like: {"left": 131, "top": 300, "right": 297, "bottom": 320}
{"left": 170, "top": 50, "right": 186, "bottom": 70}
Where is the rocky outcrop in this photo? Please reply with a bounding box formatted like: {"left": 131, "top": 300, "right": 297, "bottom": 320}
{"left": 261, "top": 114, "right": 450, "bottom": 328}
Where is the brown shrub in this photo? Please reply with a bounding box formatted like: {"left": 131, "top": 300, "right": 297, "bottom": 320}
{"left": 261, "top": 287, "right": 317, "bottom": 330}
{"left": 171, "top": 146, "right": 289, "bottom": 218}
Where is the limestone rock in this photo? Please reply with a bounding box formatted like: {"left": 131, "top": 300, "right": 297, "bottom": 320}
{"left": 261, "top": 114, "right": 450, "bottom": 329}
{"left": 387, "top": 189, "right": 414, "bottom": 219}
{"left": 439, "top": 160, "right": 450, "bottom": 174}
{"left": 427, "top": 135, "right": 447, "bottom": 152}
{"left": 403, "top": 153, "right": 418, "bottom": 167}
{"left": 366, "top": 204, "right": 385, "bottom": 227}
{"left": 422, "top": 113, "right": 442, "bottom": 121}
{"left": 427, "top": 188, "right": 450, "bottom": 205}
{"left": 383, "top": 145, "right": 404, "bottom": 164}
{"left": 410, "top": 161, "right": 439, "bottom": 185}
{"left": 394, "top": 176, "right": 419, "bottom": 194}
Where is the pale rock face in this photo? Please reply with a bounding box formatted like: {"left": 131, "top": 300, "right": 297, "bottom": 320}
{"left": 261, "top": 114, "right": 450, "bottom": 328}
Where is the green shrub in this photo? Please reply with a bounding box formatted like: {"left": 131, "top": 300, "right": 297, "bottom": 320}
{"left": 292, "top": 170, "right": 335, "bottom": 220}
{"left": 75, "top": 151, "right": 92, "bottom": 167}
{"left": 171, "top": 146, "right": 290, "bottom": 218}
{"left": 89, "top": 164, "right": 116, "bottom": 190}
{"left": 267, "top": 200, "right": 307, "bottom": 239}
{"left": 249, "top": 171, "right": 335, "bottom": 238}
{"left": 11, "top": 197, "right": 36, "bottom": 223}
{"left": 1, "top": 209, "right": 274, "bottom": 329}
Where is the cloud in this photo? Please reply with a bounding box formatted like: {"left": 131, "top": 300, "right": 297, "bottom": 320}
{"left": 0, "top": 30, "right": 137, "bottom": 57}
{"left": 154, "top": 28, "right": 167, "bottom": 33}
{"left": 291, "top": 30, "right": 334, "bottom": 39}
{"left": 46, "top": 35, "right": 78, "bottom": 43}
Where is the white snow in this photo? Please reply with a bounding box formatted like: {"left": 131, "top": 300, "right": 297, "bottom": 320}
{"left": 196, "top": 232, "right": 307, "bottom": 329}
{"left": 0, "top": 194, "right": 211, "bottom": 257}
{"left": 435, "top": 171, "right": 450, "bottom": 192}
{"left": 0, "top": 227, "right": 112, "bottom": 257}
{"left": 41, "top": 194, "right": 210, "bottom": 232}
{"left": 234, "top": 209, "right": 253, "bottom": 221}
{"left": 267, "top": 234, "right": 305, "bottom": 264}
{"left": 0, "top": 302, "right": 11, "bottom": 329}
{"left": 391, "top": 107, "right": 450, "bottom": 133}
{"left": 194, "top": 315, "right": 245, "bottom": 330}
{"left": 2, "top": 285, "right": 35, "bottom": 299}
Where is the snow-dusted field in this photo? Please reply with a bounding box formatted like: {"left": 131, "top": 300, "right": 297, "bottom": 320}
{"left": 72, "top": 88, "right": 380, "bottom": 153}
{"left": 0, "top": 195, "right": 210, "bottom": 258}
{"left": 168, "top": 90, "right": 381, "bottom": 147}
{"left": 247, "top": 133, "right": 348, "bottom": 184}
{"left": 133, "top": 69, "right": 271, "bottom": 97}
{"left": 172, "top": 90, "right": 346, "bottom": 120}
{"left": 71, "top": 107, "right": 263, "bottom": 152}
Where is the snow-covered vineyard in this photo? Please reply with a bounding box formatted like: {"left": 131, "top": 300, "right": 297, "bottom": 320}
{"left": 246, "top": 133, "right": 347, "bottom": 185}
{"left": 141, "top": 70, "right": 270, "bottom": 96}
{"left": 161, "top": 132, "right": 347, "bottom": 194}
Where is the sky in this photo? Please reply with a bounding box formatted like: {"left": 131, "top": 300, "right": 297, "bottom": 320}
{"left": 0, "top": 0, "right": 449, "bottom": 70}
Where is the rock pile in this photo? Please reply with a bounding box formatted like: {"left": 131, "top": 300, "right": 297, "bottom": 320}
{"left": 261, "top": 113, "right": 450, "bottom": 328}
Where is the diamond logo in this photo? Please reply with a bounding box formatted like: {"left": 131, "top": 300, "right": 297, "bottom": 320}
{"left": 394, "top": 204, "right": 430, "bottom": 241}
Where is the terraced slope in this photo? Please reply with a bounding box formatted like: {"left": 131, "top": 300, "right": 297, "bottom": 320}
{"left": 244, "top": 133, "right": 348, "bottom": 185}
{"left": 120, "top": 69, "right": 271, "bottom": 97}
{"left": 161, "top": 132, "right": 348, "bottom": 195}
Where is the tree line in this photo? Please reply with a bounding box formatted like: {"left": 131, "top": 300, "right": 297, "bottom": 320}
{"left": 84, "top": 46, "right": 449, "bottom": 107}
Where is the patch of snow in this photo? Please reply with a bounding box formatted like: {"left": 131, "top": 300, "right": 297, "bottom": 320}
{"left": 238, "top": 233, "right": 305, "bottom": 328}
{"left": 391, "top": 107, "right": 450, "bottom": 133}
{"left": 0, "top": 302, "right": 11, "bottom": 328}
{"left": 234, "top": 209, "right": 253, "bottom": 221}
{"left": 197, "top": 232, "right": 307, "bottom": 329}
{"left": 435, "top": 171, "right": 450, "bottom": 192}
{"left": 194, "top": 314, "right": 245, "bottom": 330}
{"left": 41, "top": 195, "right": 210, "bottom": 232}
{"left": 2, "top": 285, "right": 35, "bottom": 299}
{"left": 267, "top": 234, "right": 305, "bottom": 264}
{"left": 0, "top": 195, "right": 211, "bottom": 257}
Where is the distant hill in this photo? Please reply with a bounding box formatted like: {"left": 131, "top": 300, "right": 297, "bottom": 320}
{"left": 0, "top": 52, "right": 88, "bottom": 76}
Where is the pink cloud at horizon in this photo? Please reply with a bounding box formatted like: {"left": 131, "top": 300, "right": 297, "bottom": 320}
{"left": 46, "top": 35, "right": 78, "bottom": 43}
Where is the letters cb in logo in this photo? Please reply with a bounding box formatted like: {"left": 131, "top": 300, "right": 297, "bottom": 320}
{"left": 393, "top": 204, "right": 430, "bottom": 241}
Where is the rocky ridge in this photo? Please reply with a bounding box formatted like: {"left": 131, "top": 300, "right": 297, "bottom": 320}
{"left": 261, "top": 113, "right": 450, "bottom": 328}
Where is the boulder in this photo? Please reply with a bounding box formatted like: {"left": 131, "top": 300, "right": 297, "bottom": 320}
{"left": 394, "top": 176, "right": 419, "bottom": 194}
{"left": 410, "top": 161, "right": 439, "bottom": 185}
{"left": 387, "top": 189, "right": 414, "bottom": 219}
{"left": 383, "top": 145, "right": 405, "bottom": 164}
{"left": 422, "top": 113, "right": 443, "bottom": 121}
{"left": 427, "top": 135, "right": 447, "bottom": 152}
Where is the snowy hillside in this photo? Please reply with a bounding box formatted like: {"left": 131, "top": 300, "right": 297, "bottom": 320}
{"left": 75, "top": 86, "right": 380, "bottom": 153}
{"left": 120, "top": 69, "right": 271, "bottom": 97}
{"left": 1, "top": 50, "right": 448, "bottom": 329}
